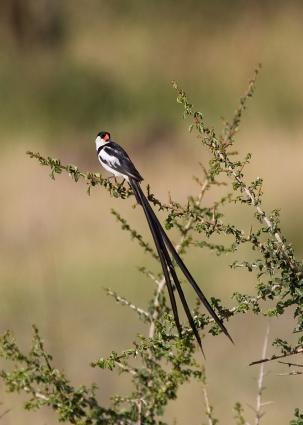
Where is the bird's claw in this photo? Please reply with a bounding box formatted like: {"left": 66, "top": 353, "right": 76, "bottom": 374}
{"left": 106, "top": 175, "right": 118, "bottom": 184}
{"left": 106, "top": 176, "right": 125, "bottom": 188}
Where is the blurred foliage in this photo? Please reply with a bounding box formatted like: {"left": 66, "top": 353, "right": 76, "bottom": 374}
{"left": 0, "top": 0, "right": 64, "bottom": 49}
{"left": 1, "top": 1, "right": 303, "bottom": 143}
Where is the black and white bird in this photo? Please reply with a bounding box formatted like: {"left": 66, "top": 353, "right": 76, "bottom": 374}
{"left": 95, "top": 130, "right": 233, "bottom": 353}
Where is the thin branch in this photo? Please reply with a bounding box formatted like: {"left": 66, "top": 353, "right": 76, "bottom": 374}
{"left": 0, "top": 408, "right": 11, "bottom": 420}
{"left": 138, "top": 267, "right": 161, "bottom": 286}
{"left": 276, "top": 360, "right": 303, "bottom": 377}
{"left": 136, "top": 399, "right": 145, "bottom": 425}
{"left": 249, "top": 347, "right": 303, "bottom": 366}
{"left": 254, "top": 324, "right": 270, "bottom": 425}
{"left": 24, "top": 386, "right": 50, "bottom": 402}
{"left": 228, "top": 165, "right": 298, "bottom": 273}
{"left": 207, "top": 285, "right": 281, "bottom": 326}
{"left": 115, "top": 361, "right": 137, "bottom": 376}
{"left": 148, "top": 276, "right": 166, "bottom": 338}
{"left": 202, "top": 386, "right": 215, "bottom": 425}
{"left": 27, "top": 151, "right": 133, "bottom": 199}
{"left": 278, "top": 361, "right": 303, "bottom": 368}
{"left": 111, "top": 209, "right": 158, "bottom": 260}
{"left": 222, "top": 65, "right": 261, "bottom": 145}
{"left": 201, "top": 367, "right": 218, "bottom": 425}
{"left": 233, "top": 402, "right": 251, "bottom": 425}
{"left": 105, "top": 288, "right": 150, "bottom": 321}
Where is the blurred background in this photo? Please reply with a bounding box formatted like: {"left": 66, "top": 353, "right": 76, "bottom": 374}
{"left": 0, "top": 1, "right": 303, "bottom": 423}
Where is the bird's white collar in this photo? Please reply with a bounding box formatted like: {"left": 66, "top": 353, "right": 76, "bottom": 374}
{"left": 95, "top": 136, "right": 108, "bottom": 151}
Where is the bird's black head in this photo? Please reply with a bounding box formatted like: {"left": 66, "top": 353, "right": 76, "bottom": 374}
{"left": 96, "top": 131, "right": 111, "bottom": 142}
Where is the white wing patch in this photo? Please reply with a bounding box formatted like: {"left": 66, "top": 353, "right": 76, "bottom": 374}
{"left": 100, "top": 150, "right": 121, "bottom": 167}
{"left": 98, "top": 150, "right": 129, "bottom": 180}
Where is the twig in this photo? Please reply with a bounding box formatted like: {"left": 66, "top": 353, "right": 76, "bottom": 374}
{"left": 249, "top": 347, "right": 303, "bottom": 366}
{"left": 201, "top": 367, "right": 218, "bottom": 425}
{"left": 222, "top": 65, "right": 261, "bottom": 145}
{"left": 105, "top": 288, "right": 150, "bottom": 321}
{"left": 138, "top": 267, "right": 161, "bottom": 286}
{"left": 202, "top": 386, "right": 215, "bottom": 425}
{"left": 136, "top": 398, "right": 144, "bottom": 425}
{"left": 276, "top": 360, "right": 303, "bottom": 377}
{"left": 278, "top": 361, "right": 303, "bottom": 368}
{"left": 24, "top": 386, "right": 50, "bottom": 402}
{"left": 27, "top": 151, "right": 133, "bottom": 199}
{"left": 148, "top": 276, "right": 167, "bottom": 338}
{"left": 115, "top": 361, "right": 137, "bottom": 376}
{"left": 0, "top": 408, "right": 11, "bottom": 420}
{"left": 111, "top": 209, "right": 158, "bottom": 260}
{"left": 254, "top": 324, "right": 270, "bottom": 425}
{"left": 228, "top": 165, "right": 298, "bottom": 273}
{"left": 206, "top": 285, "right": 281, "bottom": 326}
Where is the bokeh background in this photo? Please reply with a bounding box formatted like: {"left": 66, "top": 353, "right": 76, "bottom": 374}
{"left": 1, "top": 1, "right": 303, "bottom": 424}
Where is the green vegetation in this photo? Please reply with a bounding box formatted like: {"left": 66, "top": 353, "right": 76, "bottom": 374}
{"left": 1, "top": 2, "right": 303, "bottom": 424}
{"left": 1, "top": 69, "right": 303, "bottom": 424}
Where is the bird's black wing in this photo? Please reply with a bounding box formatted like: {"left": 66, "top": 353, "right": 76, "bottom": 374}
{"left": 103, "top": 142, "right": 143, "bottom": 182}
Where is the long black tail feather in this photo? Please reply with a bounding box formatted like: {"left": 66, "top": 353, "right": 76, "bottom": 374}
{"left": 129, "top": 178, "right": 233, "bottom": 349}
{"left": 130, "top": 179, "right": 182, "bottom": 337}
{"left": 159, "top": 239, "right": 205, "bottom": 355}
{"left": 146, "top": 201, "right": 205, "bottom": 354}
{"left": 130, "top": 178, "right": 204, "bottom": 353}
{"left": 146, "top": 203, "right": 234, "bottom": 344}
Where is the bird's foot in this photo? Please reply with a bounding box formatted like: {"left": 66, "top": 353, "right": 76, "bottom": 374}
{"left": 118, "top": 178, "right": 126, "bottom": 189}
{"left": 106, "top": 175, "right": 118, "bottom": 184}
